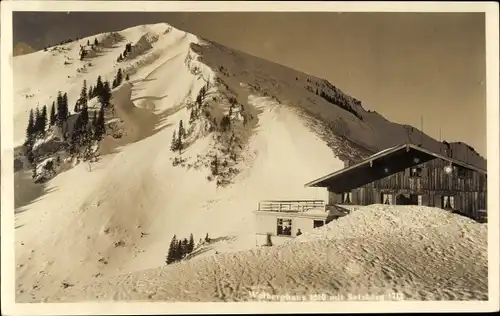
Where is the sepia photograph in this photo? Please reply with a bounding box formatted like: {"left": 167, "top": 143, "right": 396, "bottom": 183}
{"left": 1, "top": 1, "right": 499, "bottom": 314}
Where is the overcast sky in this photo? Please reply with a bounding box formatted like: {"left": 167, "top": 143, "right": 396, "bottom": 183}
{"left": 13, "top": 11, "right": 487, "bottom": 156}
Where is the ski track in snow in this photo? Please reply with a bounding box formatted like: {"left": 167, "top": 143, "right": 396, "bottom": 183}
{"left": 12, "top": 22, "right": 488, "bottom": 303}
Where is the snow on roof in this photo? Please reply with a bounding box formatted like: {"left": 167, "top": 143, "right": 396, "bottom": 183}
{"left": 302, "top": 207, "right": 328, "bottom": 216}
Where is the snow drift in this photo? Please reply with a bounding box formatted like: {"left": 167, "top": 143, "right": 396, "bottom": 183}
{"left": 12, "top": 22, "right": 487, "bottom": 303}
{"left": 53, "top": 205, "right": 488, "bottom": 302}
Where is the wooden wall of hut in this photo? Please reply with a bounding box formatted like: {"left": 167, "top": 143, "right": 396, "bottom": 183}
{"left": 328, "top": 158, "right": 487, "bottom": 219}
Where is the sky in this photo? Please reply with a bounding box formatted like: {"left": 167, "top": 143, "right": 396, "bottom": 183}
{"left": 12, "top": 11, "right": 487, "bottom": 157}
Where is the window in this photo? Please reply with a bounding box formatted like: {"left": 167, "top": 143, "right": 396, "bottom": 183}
{"left": 313, "top": 220, "right": 325, "bottom": 228}
{"left": 442, "top": 195, "right": 455, "bottom": 210}
{"left": 277, "top": 218, "right": 292, "bottom": 236}
{"left": 410, "top": 167, "right": 423, "bottom": 177}
{"left": 457, "top": 167, "right": 470, "bottom": 179}
{"left": 382, "top": 193, "right": 393, "bottom": 205}
{"left": 342, "top": 192, "right": 353, "bottom": 204}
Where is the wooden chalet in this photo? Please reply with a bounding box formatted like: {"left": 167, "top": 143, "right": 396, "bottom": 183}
{"left": 304, "top": 143, "right": 487, "bottom": 222}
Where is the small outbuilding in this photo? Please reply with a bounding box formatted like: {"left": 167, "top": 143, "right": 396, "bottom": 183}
{"left": 253, "top": 200, "right": 348, "bottom": 246}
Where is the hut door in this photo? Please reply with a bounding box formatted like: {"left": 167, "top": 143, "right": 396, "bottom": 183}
{"left": 313, "top": 220, "right": 325, "bottom": 228}
{"left": 396, "top": 193, "right": 411, "bottom": 205}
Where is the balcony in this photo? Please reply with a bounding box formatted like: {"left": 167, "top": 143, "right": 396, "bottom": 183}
{"left": 257, "top": 200, "right": 325, "bottom": 213}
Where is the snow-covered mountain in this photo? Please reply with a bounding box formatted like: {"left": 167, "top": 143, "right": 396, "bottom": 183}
{"left": 13, "top": 23, "right": 487, "bottom": 303}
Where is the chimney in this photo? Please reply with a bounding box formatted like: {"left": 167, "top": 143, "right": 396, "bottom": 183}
{"left": 443, "top": 142, "right": 452, "bottom": 158}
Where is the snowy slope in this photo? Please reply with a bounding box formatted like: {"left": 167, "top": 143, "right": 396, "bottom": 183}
{"left": 54, "top": 205, "right": 488, "bottom": 302}
{"left": 13, "top": 22, "right": 487, "bottom": 303}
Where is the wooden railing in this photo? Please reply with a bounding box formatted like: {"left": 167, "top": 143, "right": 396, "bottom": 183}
{"left": 257, "top": 200, "right": 325, "bottom": 212}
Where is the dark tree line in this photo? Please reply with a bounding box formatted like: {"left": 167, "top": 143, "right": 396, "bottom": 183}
{"left": 69, "top": 79, "right": 107, "bottom": 153}
{"left": 24, "top": 90, "right": 69, "bottom": 163}
{"left": 25, "top": 105, "right": 48, "bottom": 143}
{"left": 25, "top": 74, "right": 112, "bottom": 160}
{"left": 319, "top": 90, "right": 363, "bottom": 121}
{"left": 166, "top": 233, "right": 195, "bottom": 264}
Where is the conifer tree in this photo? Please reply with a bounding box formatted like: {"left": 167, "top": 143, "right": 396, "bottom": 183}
{"left": 96, "top": 81, "right": 112, "bottom": 108}
{"left": 34, "top": 107, "right": 42, "bottom": 134}
{"left": 80, "top": 80, "right": 88, "bottom": 105}
{"left": 87, "top": 39, "right": 90, "bottom": 46}
{"left": 189, "top": 109, "right": 196, "bottom": 124}
{"left": 94, "top": 38, "right": 99, "bottom": 46}
{"left": 176, "top": 240, "right": 183, "bottom": 260}
{"left": 56, "top": 92, "right": 64, "bottom": 127}
{"left": 84, "top": 122, "right": 93, "bottom": 148}
{"left": 70, "top": 117, "right": 82, "bottom": 153}
{"left": 188, "top": 233, "right": 195, "bottom": 254}
{"left": 94, "top": 105, "right": 106, "bottom": 140}
{"left": 26, "top": 108, "right": 35, "bottom": 141}
{"left": 88, "top": 86, "right": 94, "bottom": 100}
{"left": 116, "top": 68, "right": 123, "bottom": 86}
{"left": 95, "top": 75, "right": 104, "bottom": 98}
{"left": 181, "top": 238, "right": 189, "bottom": 257}
{"left": 166, "top": 235, "right": 178, "bottom": 264}
{"left": 175, "top": 134, "right": 182, "bottom": 154}
{"left": 79, "top": 81, "right": 89, "bottom": 127}
{"left": 74, "top": 101, "right": 80, "bottom": 113}
{"left": 81, "top": 103, "right": 89, "bottom": 127}
{"left": 41, "top": 105, "right": 47, "bottom": 133}
{"left": 126, "top": 73, "right": 130, "bottom": 81}
{"left": 178, "top": 120, "right": 186, "bottom": 139}
{"left": 62, "top": 92, "right": 69, "bottom": 122}
{"left": 50, "top": 102, "right": 56, "bottom": 126}
{"left": 170, "top": 131, "right": 178, "bottom": 152}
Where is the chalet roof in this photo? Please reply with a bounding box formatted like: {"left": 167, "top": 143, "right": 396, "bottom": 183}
{"left": 304, "top": 143, "right": 487, "bottom": 192}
